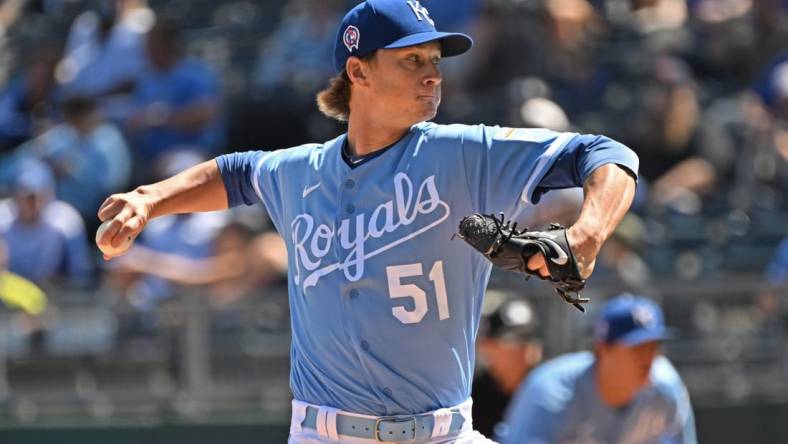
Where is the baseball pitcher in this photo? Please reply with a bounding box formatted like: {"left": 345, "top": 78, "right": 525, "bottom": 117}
{"left": 96, "top": 1, "right": 639, "bottom": 442}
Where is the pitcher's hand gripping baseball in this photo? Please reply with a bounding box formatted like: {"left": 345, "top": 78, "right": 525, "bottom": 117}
{"left": 454, "top": 213, "right": 589, "bottom": 312}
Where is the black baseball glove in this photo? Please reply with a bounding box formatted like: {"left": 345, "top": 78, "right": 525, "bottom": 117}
{"left": 454, "top": 213, "right": 589, "bottom": 312}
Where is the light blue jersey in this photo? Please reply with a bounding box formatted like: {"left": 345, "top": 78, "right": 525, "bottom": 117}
{"left": 217, "top": 122, "right": 638, "bottom": 416}
{"left": 499, "top": 351, "right": 697, "bottom": 444}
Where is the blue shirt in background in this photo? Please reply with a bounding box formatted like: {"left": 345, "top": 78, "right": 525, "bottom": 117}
{"left": 132, "top": 58, "right": 224, "bottom": 160}
{"left": 0, "top": 199, "right": 93, "bottom": 288}
{"left": 499, "top": 351, "right": 697, "bottom": 444}
{"left": 765, "top": 237, "right": 788, "bottom": 286}
{"left": 58, "top": 9, "right": 151, "bottom": 98}
{"left": 14, "top": 122, "right": 132, "bottom": 219}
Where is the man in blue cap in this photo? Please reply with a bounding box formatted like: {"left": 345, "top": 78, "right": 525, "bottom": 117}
{"left": 499, "top": 294, "right": 697, "bottom": 444}
{"left": 1, "top": 159, "right": 93, "bottom": 288}
{"left": 97, "top": 1, "right": 640, "bottom": 442}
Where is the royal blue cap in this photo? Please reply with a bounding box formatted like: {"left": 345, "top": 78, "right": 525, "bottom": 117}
{"left": 594, "top": 294, "right": 673, "bottom": 346}
{"left": 333, "top": 0, "right": 473, "bottom": 73}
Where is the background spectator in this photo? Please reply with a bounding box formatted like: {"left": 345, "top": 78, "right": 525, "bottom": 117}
{"left": 0, "top": 238, "right": 47, "bottom": 316}
{"left": 56, "top": 0, "right": 154, "bottom": 103}
{"left": 10, "top": 96, "right": 131, "bottom": 223}
{"left": 253, "top": 0, "right": 341, "bottom": 97}
{"left": 0, "top": 159, "right": 92, "bottom": 289}
{"left": 109, "top": 218, "right": 288, "bottom": 306}
{"left": 125, "top": 18, "right": 224, "bottom": 181}
{"left": 0, "top": 45, "right": 58, "bottom": 154}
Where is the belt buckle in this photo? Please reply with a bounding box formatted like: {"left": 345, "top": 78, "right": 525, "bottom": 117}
{"left": 374, "top": 416, "right": 417, "bottom": 442}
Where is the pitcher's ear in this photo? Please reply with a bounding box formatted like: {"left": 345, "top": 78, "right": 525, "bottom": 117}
{"left": 346, "top": 56, "right": 370, "bottom": 87}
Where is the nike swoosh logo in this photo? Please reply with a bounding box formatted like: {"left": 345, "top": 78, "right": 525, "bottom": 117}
{"left": 302, "top": 183, "right": 321, "bottom": 198}
{"left": 541, "top": 238, "right": 569, "bottom": 265}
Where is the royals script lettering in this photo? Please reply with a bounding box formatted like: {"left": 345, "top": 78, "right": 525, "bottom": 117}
{"left": 291, "top": 173, "right": 450, "bottom": 289}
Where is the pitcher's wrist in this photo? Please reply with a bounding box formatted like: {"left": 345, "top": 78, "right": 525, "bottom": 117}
{"left": 133, "top": 185, "right": 161, "bottom": 219}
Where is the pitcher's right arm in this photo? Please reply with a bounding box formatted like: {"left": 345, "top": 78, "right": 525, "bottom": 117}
{"left": 96, "top": 159, "right": 228, "bottom": 258}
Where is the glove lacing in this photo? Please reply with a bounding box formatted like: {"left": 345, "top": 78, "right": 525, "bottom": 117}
{"left": 488, "top": 212, "right": 521, "bottom": 255}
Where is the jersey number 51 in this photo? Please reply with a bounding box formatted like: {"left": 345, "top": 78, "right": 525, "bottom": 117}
{"left": 386, "top": 261, "right": 449, "bottom": 324}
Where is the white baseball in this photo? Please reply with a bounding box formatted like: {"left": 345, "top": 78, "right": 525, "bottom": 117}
{"left": 95, "top": 220, "right": 134, "bottom": 257}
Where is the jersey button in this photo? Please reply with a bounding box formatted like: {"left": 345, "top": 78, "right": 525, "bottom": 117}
{"left": 383, "top": 388, "right": 392, "bottom": 397}
{"left": 345, "top": 179, "right": 355, "bottom": 189}
{"left": 349, "top": 289, "right": 359, "bottom": 299}
{"left": 361, "top": 340, "right": 369, "bottom": 351}
{"left": 346, "top": 204, "right": 355, "bottom": 214}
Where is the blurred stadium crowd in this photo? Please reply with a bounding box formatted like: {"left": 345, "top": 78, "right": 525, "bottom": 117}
{"left": 0, "top": 0, "right": 786, "bottom": 434}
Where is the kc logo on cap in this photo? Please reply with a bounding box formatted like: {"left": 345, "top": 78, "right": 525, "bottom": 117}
{"left": 406, "top": 1, "right": 434, "bottom": 26}
{"left": 343, "top": 25, "right": 360, "bottom": 52}
{"left": 632, "top": 305, "right": 656, "bottom": 328}
{"left": 333, "top": 0, "right": 472, "bottom": 73}
{"left": 595, "top": 294, "right": 672, "bottom": 345}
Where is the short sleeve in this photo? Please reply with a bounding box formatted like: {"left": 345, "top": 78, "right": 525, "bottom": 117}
{"left": 216, "top": 152, "right": 262, "bottom": 207}
{"left": 216, "top": 150, "right": 285, "bottom": 233}
{"left": 460, "top": 125, "right": 578, "bottom": 215}
{"left": 531, "top": 133, "right": 639, "bottom": 203}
